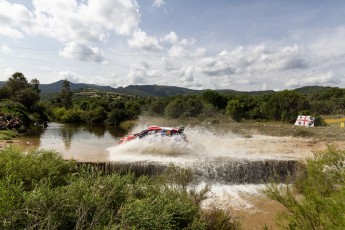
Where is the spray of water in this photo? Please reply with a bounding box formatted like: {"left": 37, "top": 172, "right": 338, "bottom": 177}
{"left": 106, "top": 119, "right": 305, "bottom": 211}
{"left": 107, "top": 121, "right": 302, "bottom": 163}
{"left": 196, "top": 182, "right": 267, "bottom": 211}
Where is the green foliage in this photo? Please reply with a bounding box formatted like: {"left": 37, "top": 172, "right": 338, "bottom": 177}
{"left": 125, "top": 100, "right": 141, "bottom": 119}
{"left": 201, "top": 90, "right": 228, "bottom": 110}
{"left": 0, "top": 147, "right": 76, "bottom": 190}
{"left": 0, "top": 72, "right": 47, "bottom": 130}
{"left": 82, "top": 106, "right": 107, "bottom": 123}
{"left": 0, "top": 130, "right": 16, "bottom": 140}
{"left": 226, "top": 99, "right": 244, "bottom": 122}
{"left": 0, "top": 100, "right": 31, "bottom": 126}
{"left": 0, "top": 147, "right": 240, "bottom": 230}
{"left": 0, "top": 176, "right": 25, "bottom": 227}
{"left": 147, "top": 99, "right": 169, "bottom": 116}
{"left": 1, "top": 72, "right": 40, "bottom": 111}
{"left": 165, "top": 97, "right": 186, "bottom": 118}
{"left": 264, "top": 146, "right": 345, "bottom": 229}
{"left": 184, "top": 96, "right": 204, "bottom": 117}
{"left": 164, "top": 96, "right": 204, "bottom": 119}
{"left": 262, "top": 90, "right": 310, "bottom": 123}
{"left": 52, "top": 107, "right": 83, "bottom": 123}
{"left": 107, "top": 100, "right": 129, "bottom": 125}
{"left": 59, "top": 79, "right": 73, "bottom": 109}
{"left": 202, "top": 207, "right": 241, "bottom": 230}
{"left": 120, "top": 189, "right": 204, "bottom": 229}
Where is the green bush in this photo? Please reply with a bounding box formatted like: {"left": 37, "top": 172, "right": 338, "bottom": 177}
{"left": 119, "top": 189, "right": 204, "bottom": 229}
{"left": 0, "top": 147, "right": 240, "bottom": 230}
{"left": 0, "top": 130, "right": 16, "bottom": 140}
{"left": 202, "top": 207, "right": 241, "bottom": 230}
{"left": 264, "top": 146, "right": 345, "bottom": 229}
{"left": 0, "top": 147, "right": 76, "bottom": 190}
{"left": 52, "top": 107, "right": 83, "bottom": 122}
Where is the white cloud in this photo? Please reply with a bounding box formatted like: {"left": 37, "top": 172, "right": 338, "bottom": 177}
{"left": 167, "top": 38, "right": 196, "bottom": 57}
{"left": 2, "top": 68, "right": 16, "bottom": 81}
{"left": 303, "top": 26, "right": 345, "bottom": 57}
{"left": 152, "top": 0, "right": 165, "bottom": 8}
{"left": 128, "top": 29, "right": 162, "bottom": 51}
{"left": 58, "top": 70, "right": 83, "bottom": 83}
{"left": 162, "top": 31, "right": 178, "bottom": 44}
{"left": 285, "top": 71, "right": 343, "bottom": 88}
{"left": 0, "top": 44, "right": 11, "bottom": 54}
{"left": 197, "top": 57, "right": 233, "bottom": 77}
{"left": 126, "top": 61, "right": 161, "bottom": 85}
{"left": 210, "top": 44, "right": 309, "bottom": 76}
{"left": 31, "top": 0, "right": 140, "bottom": 43}
{"left": 0, "top": 0, "right": 35, "bottom": 38}
{"left": 59, "top": 42, "right": 105, "bottom": 63}
{"left": 83, "top": 0, "right": 140, "bottom": 36}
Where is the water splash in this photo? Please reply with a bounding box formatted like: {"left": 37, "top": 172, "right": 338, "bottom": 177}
{"left": 107, "top": 123, "right": 305, "bottom": 163}
{"left": 106, "top": 121, "right": 304, "bottom": 216}
{"left": 196, "top": 182, "right": 266, "bottom": 211}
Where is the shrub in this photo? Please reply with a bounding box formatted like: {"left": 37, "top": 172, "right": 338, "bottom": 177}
{"left": 264, "top": 146, "right": 345, "bottom": 229}
{"left": 0, "top": 130, "right": 16, "bottom": 140}
{"left": 52, "top": 107, "right": 83, "bottom": 122}
{"left": 0, "top": 148, "right": 240, "bottom": 230}
{"left": 202, "top": 207, "right": 241, "bottom": 230}
{"left": 0, "top": 147, "right": 76, "bottom": 190}
{"left": 119, "top": 189, "right": 204, "bottom": 229}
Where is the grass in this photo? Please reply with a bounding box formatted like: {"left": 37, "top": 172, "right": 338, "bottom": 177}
{"left": 264, "top": 146, "right": 345, "bottom": 229}
{"left": 0, "top": 130, "right": 16, "bottom": 140}
{"left": 0, "top": 146, "right": 241, "bottom": 230}
{"left": 324, "top": 117, "right": 345, "bottom": 125}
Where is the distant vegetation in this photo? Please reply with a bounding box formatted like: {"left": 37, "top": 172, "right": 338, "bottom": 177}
{"left": 2, "top": 71, "right": 345, "bottom": 135}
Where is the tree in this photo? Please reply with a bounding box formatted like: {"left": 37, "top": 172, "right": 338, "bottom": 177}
{"left": 164, "top": 98, "right": 185, "bottom": 118}
{"left": 184, "top": 96, "right": 204, "bottom": 117}
{"left": 30, "top": 79, "right": 40, "bottom": 94}
{"left": 226, "top": 99, "right": 244, "bottom": 122}
{"left": 201, "top": 90, "right": 228, "bottom": 110}
{"left": 261, "top": 90, "right": 309, "bottom": 122}
{"left": 2, "top": 72, "right": 40, "bottom": 111}
{"left": 59, "top": 79, "right": 73, "bottom": 109}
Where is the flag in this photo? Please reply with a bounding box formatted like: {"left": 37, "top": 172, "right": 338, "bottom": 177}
{"left": 294, "top": 115, "right": 314, "bottom": 127}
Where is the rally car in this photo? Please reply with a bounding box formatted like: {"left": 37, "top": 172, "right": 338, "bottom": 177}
{"left": 118, "top": 126, "right": 187, "bottom": 145}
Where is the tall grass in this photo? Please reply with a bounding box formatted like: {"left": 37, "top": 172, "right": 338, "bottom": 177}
{"left": 264, "top": 146, "right": 345, "bottom": 229}
{"left": 0, "top": 147, "right": 240, "bottom": 230}
{"left": 324, "top": 117, "right": 345, "bottom": 125}
{"left": 0, "top": 130, "right": 16, "bottom": 140}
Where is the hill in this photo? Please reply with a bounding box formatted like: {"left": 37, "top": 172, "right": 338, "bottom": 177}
{"left": 293, "top": 85, "right": 335, "bottom": 95}
{"left": 1, "top": 80, "right": 341, "bottom": 97}
{"left": 39, "top": 80, "right": 116, "bottom": 94}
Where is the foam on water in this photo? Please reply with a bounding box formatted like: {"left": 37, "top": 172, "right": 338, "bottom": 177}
{"left": 195, "top": 182, "right": 267, "bottom": 211}
{"left": 106, "top": 121, "right": 297, "bottom": 212}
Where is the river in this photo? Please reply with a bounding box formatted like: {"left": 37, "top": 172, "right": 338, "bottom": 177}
{"left": 16, "top": 122, "right": 124, "bottom": 162}
{"left": 15, "top": 121, "right": 313, "bottom": 229}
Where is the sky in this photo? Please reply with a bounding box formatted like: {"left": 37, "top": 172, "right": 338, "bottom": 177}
{"left": 1, "top": 0, "right": 345, "bottom": 91}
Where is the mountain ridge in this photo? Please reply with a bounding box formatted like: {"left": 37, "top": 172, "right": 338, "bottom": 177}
{"left": 0, "top": 80, "right": 341, "bottom": 97}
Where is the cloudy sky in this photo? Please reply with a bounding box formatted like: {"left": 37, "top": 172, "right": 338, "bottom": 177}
{"left": 1, "top": 0, "right": 345, "bottom": 91}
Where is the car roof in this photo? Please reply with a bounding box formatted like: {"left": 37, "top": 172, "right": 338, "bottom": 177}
{"left": 146, "top": 126, "right": 176, "bottom": 131}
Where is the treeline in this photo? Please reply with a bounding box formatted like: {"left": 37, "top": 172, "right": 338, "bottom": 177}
{"left": 46, "top": 83, "right": 338, "bottom": 126}
{"left": 2, "top": 72, "right": 345, "bottom": 128}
